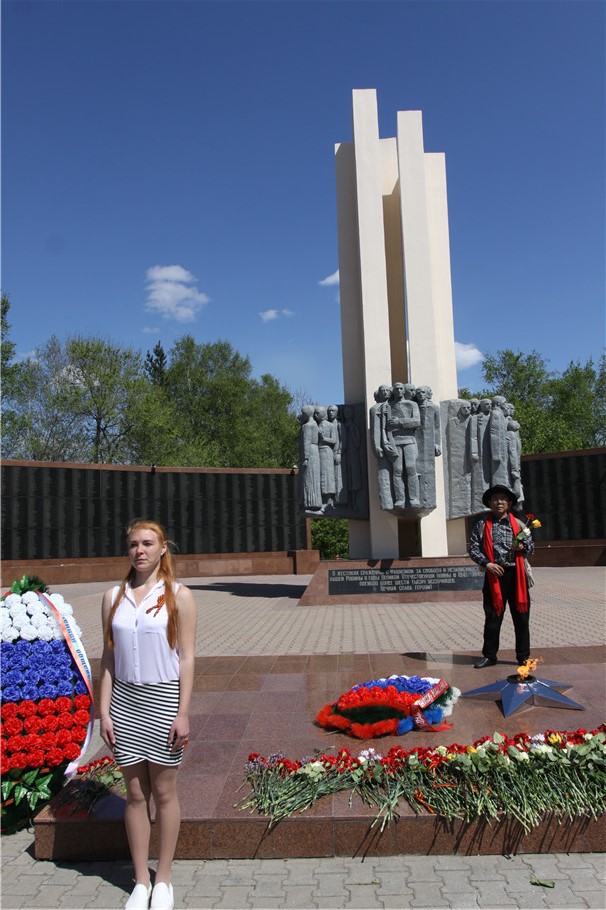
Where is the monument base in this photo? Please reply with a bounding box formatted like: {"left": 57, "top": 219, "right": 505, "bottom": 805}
{"left": 298, "top": 557, "right": 483, "bottom": 606}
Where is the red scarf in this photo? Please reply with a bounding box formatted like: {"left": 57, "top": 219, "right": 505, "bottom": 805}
{"left": 482, "top": 513, "right": 529, "bottom": 616}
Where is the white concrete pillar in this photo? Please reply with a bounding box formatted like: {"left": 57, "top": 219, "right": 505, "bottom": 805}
{"left": 336, "top": 89, "right": 399, "bottom": 559}
{"left": 335, "top": 90, "right": 463, "bottom": 559}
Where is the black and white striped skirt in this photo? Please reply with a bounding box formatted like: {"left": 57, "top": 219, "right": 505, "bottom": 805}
{"left": 110, "top": 678, "right": 184, "bottom": 767}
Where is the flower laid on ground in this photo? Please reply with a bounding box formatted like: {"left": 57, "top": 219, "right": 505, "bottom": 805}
{"left": 238, "top": 725, "right": 606, "bottom": 832}
{"left": 54, "top": 755, "right": 125, "bottom": 814}
{"left": 0, "top": 578, "right": 93, "bottom": 833}
{"left": 316, "top": 675, "right": 460, "bottom": 738}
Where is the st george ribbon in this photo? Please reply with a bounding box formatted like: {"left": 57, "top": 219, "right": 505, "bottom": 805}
{"left": 461, "top": 674, "right": 585, "bottom": 718}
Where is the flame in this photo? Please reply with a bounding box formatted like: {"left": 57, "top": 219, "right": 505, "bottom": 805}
{"left": 516, "top": 657, "right": 542, "bottom": 679}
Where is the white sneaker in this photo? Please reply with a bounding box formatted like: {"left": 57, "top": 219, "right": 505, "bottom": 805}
{"left": 151, "top": 882, "right": 174, "bottom": 910}
{"left": 125, "top": 882, "right": 152, "bottom": 910}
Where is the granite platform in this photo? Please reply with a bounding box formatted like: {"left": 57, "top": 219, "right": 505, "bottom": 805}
{"left": 35, "top": 645, "right": 605, "bottom": 861}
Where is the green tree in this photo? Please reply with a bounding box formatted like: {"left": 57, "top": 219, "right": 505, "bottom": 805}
{"left": 3, "top": 335, "right": 150, "bottom": 463}
{"left": 145, "top": 340, "right": 168, "bottom": 386}
{"left": 1, "top": 293, "right": 17, "bottom": 380}
{"left": 1, "top": 294, "right": 26, "bottom": 450}
{"left": 161, "top": 336, "right": 298, "bottom": 468}
{"left": 65, "top": 336, "right": 148, "bottom": 463}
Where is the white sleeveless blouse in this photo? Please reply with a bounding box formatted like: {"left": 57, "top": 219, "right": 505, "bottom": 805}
{"left": 111, "top": 580, "right": 180, "bottom": 684}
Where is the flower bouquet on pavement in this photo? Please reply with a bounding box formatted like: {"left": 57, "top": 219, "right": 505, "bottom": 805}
{"left": 316, "top": 674, "right": 460, "bottom": 739}
{"left": 1, "top": 576, "right": 94, "bottom": 833}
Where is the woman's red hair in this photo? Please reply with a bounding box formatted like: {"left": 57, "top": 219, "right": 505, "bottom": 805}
{"left": 104, "top": 519, "right": 179, "bottom": 650}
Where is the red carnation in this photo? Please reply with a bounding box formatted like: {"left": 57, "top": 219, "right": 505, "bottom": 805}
{"left": 8, "top": 752, "right": 28, "bottom": 770}
{"left": 55, "top": 730, "right": 73, "bottom": 748}
{"left": 72, "top": 709, "right": 90, "bottom": 727}
{"left": 41, "top": 714, "right": 59, "bottom": 733}
{"left": 37, "top": 699, "right": 56, "bottom": 717}
{"left": 22, "top": 734, "right": 43, "bottom": 752}
{"left": 40, "top": 732, "right": 58, "bottom": 750}
{"left": 6, "top": 735, "right": 25, "bottom": 753}
{"left": 24, "top": 716, "right": 44, "bottom": 734}
{"left": 45, "top": 748, "right": 65, "bottom": 767}
{"left": 16, "top": 700, "right": 37, "bottom": 718}
{"left": 55, "top": 696, "right": 73, "bottom": 713}
{"left": 71, "top": 726, "right": 88, "bottom": 744}
{"left": 1, "top": 703, "right": 19, "bottom": 720}
{"left": 57, "top": 713, "right": 73, "bottom": 730}
{"left": 74, "top": 694, "right": 91, "bottom": 710}
{"left": 26, "top": 750, "right": 45, "bottom": 769}
{"left": 2, "top": 717, "right": 23, "bottom": 737}
{"left": 62, "top": 742, "right": 81, "bottom": 761}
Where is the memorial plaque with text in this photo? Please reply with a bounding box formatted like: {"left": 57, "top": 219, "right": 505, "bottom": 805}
{"left": 328, "top": 565, "right": 484, "bottom": 596}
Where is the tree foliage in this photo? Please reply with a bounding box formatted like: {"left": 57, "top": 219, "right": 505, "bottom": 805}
{"left": 1, "top": 311, "right": 299, "bottom": 468}
{"left": 156, "top": 335, "right": 298, "bottom": 468}
{"left": 3, "top": 335, "right": 147, "bottom": 463}
{"left": 460, "top": 349, "right": 606, "bottom": 454}
{"left": 311, "top": 518, "right": 350, "bottom": 560}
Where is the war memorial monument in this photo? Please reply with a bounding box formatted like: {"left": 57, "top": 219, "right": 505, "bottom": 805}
{"left": 4, "top": 89, "right": 602, "bottom": 866}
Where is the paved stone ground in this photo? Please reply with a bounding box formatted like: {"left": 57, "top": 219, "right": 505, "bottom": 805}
{"left": 2, "top": 566, "right": 605, "bottom": 909}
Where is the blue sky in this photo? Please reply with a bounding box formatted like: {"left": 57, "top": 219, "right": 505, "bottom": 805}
{"left": 2, "top": 0, "right": 605, "bottom": 406}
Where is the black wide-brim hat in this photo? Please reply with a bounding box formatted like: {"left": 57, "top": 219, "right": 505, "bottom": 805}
{"left": 482, "top": 485, "right": 518, "bottom": 508}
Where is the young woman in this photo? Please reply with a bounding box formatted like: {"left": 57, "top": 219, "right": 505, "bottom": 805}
{"left": 100, "top": 520, "right": 196, "bottom": 910}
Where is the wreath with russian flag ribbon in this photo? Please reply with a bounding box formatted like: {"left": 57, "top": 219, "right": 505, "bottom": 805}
{"left": 316, "top": 674, "right": 460, "bottom": 739}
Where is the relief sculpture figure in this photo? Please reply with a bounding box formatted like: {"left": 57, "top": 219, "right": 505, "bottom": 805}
{"left": 298, "top": 405, "right": 322, "bottom": 511}
{"left": 446, "top": 399, "right": 472, "bottom": 517}
{"left": 383, "top": 382, "right": 421, "bottom": 509}
{"left": 327, "top": 405, "right": 345, "bottom": 506}
{"left": 505, "top": 403, "right": 524, "bottom": 506}
{"left": 315, "top": 406, "right": 338, "bottom": 510}
{"left": 470, "top": 397, "right": 491, "bottom": 514}
{"left": 414, "top": 385, "right": 441, "bottom": 510}
{"left": 488, "top": 395, "right": 509, "bottom": 486}
{"left": 369, "top": 385, "right": 394, "bottom": 510}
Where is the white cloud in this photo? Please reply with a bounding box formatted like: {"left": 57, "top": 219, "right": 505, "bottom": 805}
{"left": 319, "top": 269, "right": 340, "bottom": 287}
{"left": 259, "top": 308, "right": 295, "bottom": 323}
{"left": 145, "top": 264, "right": 209, "bottom": 323}
{"left": 142, "top": 326, "right": 160, "bottom": 334}
{"left": 455, "top": 341, "right": 485, "bottom": 370}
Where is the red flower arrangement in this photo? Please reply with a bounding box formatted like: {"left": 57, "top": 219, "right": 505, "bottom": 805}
{"left": 316, "top": 674, "right": 460, "bottom": 738}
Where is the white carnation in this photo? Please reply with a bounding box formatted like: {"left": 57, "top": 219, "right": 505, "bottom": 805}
{"left": 49, "top": 593, "right": 65, "bottom": 606}
{"left": 3, "top": 594, "right": 23, "bottom": 608}
{"left": 36, "top": 624, "right": 57, "bottom": 641}
{"left": 0, "top": 607, "right": 11, "bottom": 629}
{"left": 9, "top": 611, "right": 28, "bottom": 629}
{"left": 30, "top": 611, "right": 50, "bottom": 628}
{"left": 59, "top": 603, "right": 74, "bottom": 616}
{"left": 9, "top": 603, "right": 27, "bottom": 618}
{"left": 26, "top": 601, "right": 47, "bottom": 617}
{"left": 1, "top": 626, "right": 19, "bottom": 642}
{"left": 19, "top": 623, "right": 38, "bottom": 641}
{"left": 21, "top": 591, "right": 40, "bottom": 604}
{"left": 46, "top": 615, "right": 62, "bottom": 635}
